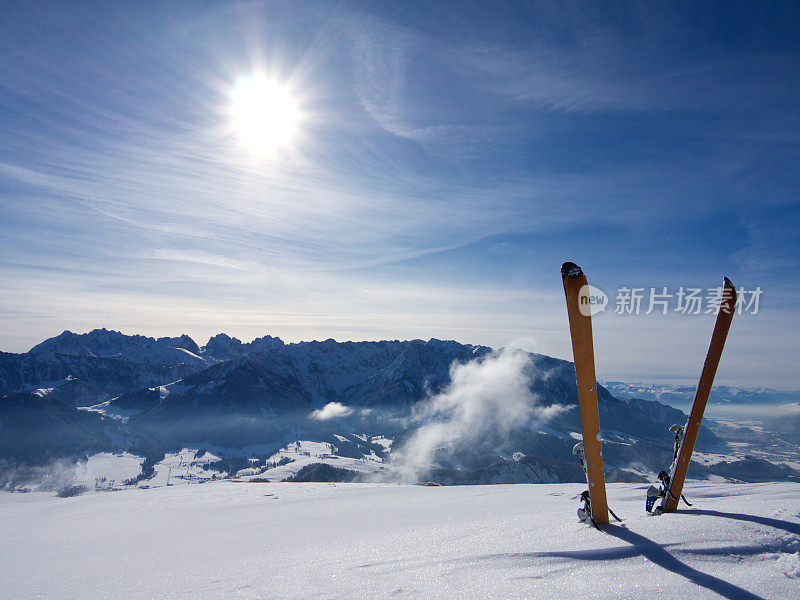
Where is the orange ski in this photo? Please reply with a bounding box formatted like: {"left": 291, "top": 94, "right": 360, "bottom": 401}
{"left": 655, "top": 277, "right": 736, "bottom": 514}
{"left": 561, "top": 262, "right": 609, "bottom": 525}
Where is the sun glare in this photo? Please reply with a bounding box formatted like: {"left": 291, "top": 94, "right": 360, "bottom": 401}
{"left": 230, "top": 75, "right": 300, "bottom": 155}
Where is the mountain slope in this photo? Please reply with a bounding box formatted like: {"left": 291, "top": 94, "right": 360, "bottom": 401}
{"left": 131, "top": 357, "right": 313, "bottom": 447}
{"left": 0, "top": 391, "right": 159, "bottom": 466}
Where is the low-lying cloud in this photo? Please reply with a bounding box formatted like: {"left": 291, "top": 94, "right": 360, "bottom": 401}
{"left": 310, "top": 402, "right": 354, "bottom": 421}
{"left": 395, "top": 347, "right": 566, "bottom": 482}
{"left": 0, "top": 458, "right": 82, "bottom": 492}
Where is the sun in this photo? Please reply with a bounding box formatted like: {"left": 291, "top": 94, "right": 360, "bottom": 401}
{"left": 230, "top": 75, "right": 300, "bottom": 155}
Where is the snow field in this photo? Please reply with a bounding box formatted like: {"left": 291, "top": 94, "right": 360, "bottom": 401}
{"left": 234, "top": 439, "right": 389, "bottom": 482}
{"left": 142, "top": 449, "right": 225, "bottom": 488}
{"left": 1, "top": 481, "right": 798, "bottom": 599}
{"left": 73, "top": 452, "right": 145, "bottom": 489}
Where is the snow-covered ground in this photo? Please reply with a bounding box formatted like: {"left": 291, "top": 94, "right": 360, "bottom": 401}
{"left": 234, "top": 439, "right": 389, "bottom": 482}
{"left": 143, "top": 448, "right": 225, "bottom": 487}
{"left": 1, "top": 481, "right": 797, "bottom": 599}
{"left": 80, "top": 399, "right": 142, "bottom": 421}
{"left": 5, "top": 438, "right": 394, "bottom": 493}
{"left": 72, "top": 452, "right": 144, "bottom": 489}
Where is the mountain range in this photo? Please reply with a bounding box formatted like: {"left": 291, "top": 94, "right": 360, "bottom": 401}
{"left": 602, "top": 380, "right": 800, "bottom": 407}
{"left": 1, "top": 328, "right": 796, "bottom": 489}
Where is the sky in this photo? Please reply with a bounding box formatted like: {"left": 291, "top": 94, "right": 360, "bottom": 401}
{"left": 1, "top": 1, "right": 799, "bottom": 388}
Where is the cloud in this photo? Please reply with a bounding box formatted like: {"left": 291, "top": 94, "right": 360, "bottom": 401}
{"left": 3, "top": 2, "right": 799, "bottom": 389}
{"left": 310, "top": 402, "right": 354, "bottom": 421}
{"left": 394, "top": 348, "right": 566, "bottom": 481}
{"left": 0, "top": 458, "right": 82, "bottom": 492}
{"left": 347, "top": 14, "right": 415, "bottom": 138}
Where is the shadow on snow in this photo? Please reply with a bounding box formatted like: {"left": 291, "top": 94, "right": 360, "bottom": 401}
{"left": 536, "top": 523, "right": 766, "bottom": 600}
{"left": 352, "top": 508, "right": 800, "bottom": 599}
{"left": 679, "top": 508, "right": 800, "bottom": 537}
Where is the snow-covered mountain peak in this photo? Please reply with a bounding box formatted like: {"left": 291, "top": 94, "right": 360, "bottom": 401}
{"left": 29, "top": 329, "right": 94, "bottom": 356}
{"left": 28, "top": 328, "right": 209, "bottom": 369}
{"left": 202, "top": 333, "right": 246, "bottom": 362}
{"left": 155, "top": 334, "right": 200, "bottom": 355}
{"left": 248, "top": 334, "right": 286, "bottom": 354}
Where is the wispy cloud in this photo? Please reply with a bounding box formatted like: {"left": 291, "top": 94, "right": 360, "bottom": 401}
{"left": 1, "top": 1, "right": 799, "bottom": 387}
{"left": 461, "top": 49, "right": 800, "bottom": 115}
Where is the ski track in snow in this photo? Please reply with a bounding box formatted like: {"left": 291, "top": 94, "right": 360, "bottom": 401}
{"left": 1, "top": 481, "right": 798, "bottom": 599}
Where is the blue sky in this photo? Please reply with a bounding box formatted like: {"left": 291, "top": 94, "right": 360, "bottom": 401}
{"left": 1, "top": 1, "right": 799, "bottom": 387}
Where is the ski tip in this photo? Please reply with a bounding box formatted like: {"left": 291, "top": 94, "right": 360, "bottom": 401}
{"left": 723, "top": 276, "right": 735, "bottom": 290}
{"left": 561, "top": 262, "right": 583, "bottom": 280}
